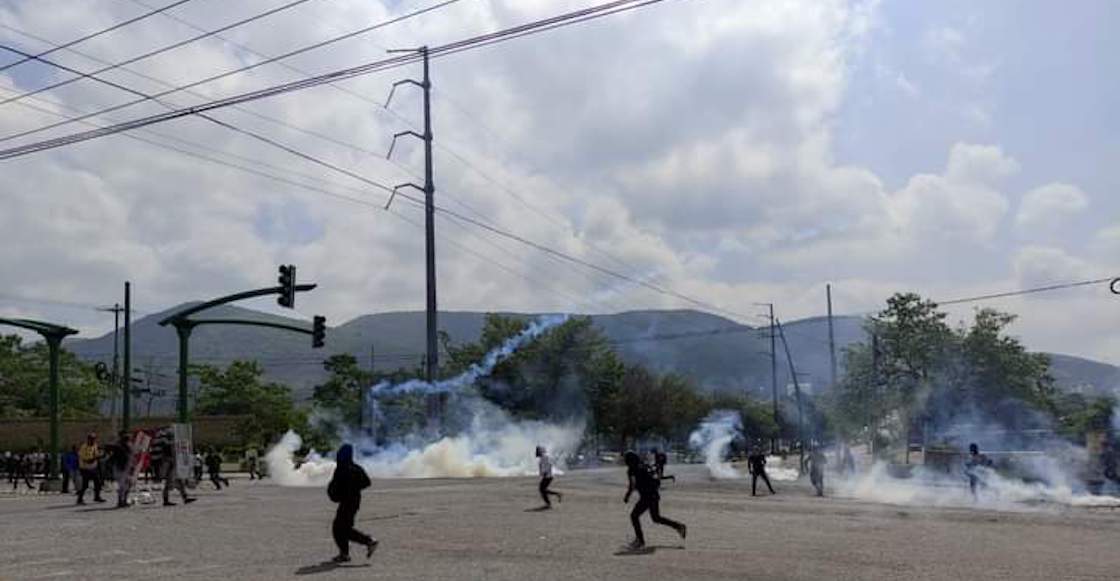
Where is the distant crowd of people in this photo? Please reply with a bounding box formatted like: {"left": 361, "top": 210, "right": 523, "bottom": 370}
{"left": 4, "top": 430, "right": 264, "bottom": 506}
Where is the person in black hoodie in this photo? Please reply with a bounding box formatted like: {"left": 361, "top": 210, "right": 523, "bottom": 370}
{"left": 327, "top": 444, "right": 377, "bottom": 563}
{"left": 623, "top": 450, "right": 686, "bottom": 550}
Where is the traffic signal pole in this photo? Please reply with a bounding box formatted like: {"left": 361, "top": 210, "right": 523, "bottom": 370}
{"left": 158, "top": 268, "right": 319, "bottom": 424}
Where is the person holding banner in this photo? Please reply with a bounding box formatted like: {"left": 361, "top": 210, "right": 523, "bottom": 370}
{"left": 151, "top": 427, "right": 196, "bottom": 507}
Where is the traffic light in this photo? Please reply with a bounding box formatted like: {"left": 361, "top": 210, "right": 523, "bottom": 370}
{"left": 312, "top": 315, "right": 326, "bottom": 349}
{"left": 277, "top": 264, "right": 296, "bottom": 308}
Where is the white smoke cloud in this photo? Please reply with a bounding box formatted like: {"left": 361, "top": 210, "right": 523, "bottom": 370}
{"left": 836, "top": 461, "right": 1120, "bottom": 509}
{"left": 266, "top": 315, "right": 584, "bottom": 484}
{"left": 688, "top": 410, "right": 742, "bottom": 479}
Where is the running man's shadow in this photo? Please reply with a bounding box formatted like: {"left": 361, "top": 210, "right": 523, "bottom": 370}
{"left": 524, "top": 505, "right": 553, "bottom": 512}
{"left": 613, "top": 544, "right": 685, "bottom": 556}
{"left": 295, "top": 561, "right": 371, "bottom": 575}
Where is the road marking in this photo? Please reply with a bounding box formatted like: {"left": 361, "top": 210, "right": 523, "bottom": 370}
{"left": 0, "top": 558, "right": 71, "bottom": 568}
{"left": 128, "top": 557, "right": 175, "bottom": 564}
{"left": 26, "top": 570, "right": 75, "bottom": 579}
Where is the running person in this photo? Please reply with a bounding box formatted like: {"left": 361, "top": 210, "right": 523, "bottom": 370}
{"left": 747, "top": 449, "right": 775, "bottom": 496}
{"left": 964, "top": 443, "right": 993, "bottom": 500}
{"left": 205, "top": 449, "right": 230, "bottom": 490}
{"left": 807, "top": 448, "right": 826, "bottom": 497}
{"left": 327, "top": 444, "right": 377, "bottom": 563}
{"left": 536, "top": 446, "right": 563, "bottom": 508}
{"left": 623, "top": 450, "right": 686, "bottom": 550}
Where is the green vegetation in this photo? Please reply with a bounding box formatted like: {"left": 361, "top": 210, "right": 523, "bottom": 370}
{"left": 194, "top": 360, "right": 306, "bottom": 447}
{"left": 828, "top": 292, "right": 1102, "bottom": 456}
{"left": 0, "top": 334, "right": 105, "bottom": 418}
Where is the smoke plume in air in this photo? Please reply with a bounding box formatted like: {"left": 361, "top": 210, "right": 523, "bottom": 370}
{"left": 266, "top": 315, "right": 583, "bottom": 484}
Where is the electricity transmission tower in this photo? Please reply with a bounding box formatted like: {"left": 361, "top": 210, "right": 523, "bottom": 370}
{"left": 385, "top": 46, "right": 442, "bottom": 422}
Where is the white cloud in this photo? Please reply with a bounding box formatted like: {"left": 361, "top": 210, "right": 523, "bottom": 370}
{"left": 1015, "top": 183, "right": 1089, "bottom": 235}
{"left": 0, "top": 0, "right": 1113, "bottom": 365}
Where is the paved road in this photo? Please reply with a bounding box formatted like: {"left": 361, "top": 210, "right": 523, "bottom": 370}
{"left": 1, "top": 466, "right": 1118, "bottom": 580}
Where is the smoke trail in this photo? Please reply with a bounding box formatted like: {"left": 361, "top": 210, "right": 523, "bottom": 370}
{"left": 266, "top": 314, "right": 582, "bottom": 483}
{"left": 688, "top": 410, "right": 742, "bottom": 479}
{"left": 372, "top": 314, "right": 570, "bottom": 398}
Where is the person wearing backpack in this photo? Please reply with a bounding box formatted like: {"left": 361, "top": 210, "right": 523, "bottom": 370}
{"left": 327, "top": 444, "right": 377, "bottom": 563}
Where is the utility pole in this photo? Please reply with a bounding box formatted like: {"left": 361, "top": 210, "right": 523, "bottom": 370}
{"left": 827, "top": 283, "right": 837, "bottom": 391}
{"left": 775, "top": 318, "right": 806, "bottom": 475}
{"left": 96, "top": 304, "right": 123, "bottom": 425}
{"left": 870, "top": 326, "right": 880, "bottom": 458}
{"left": 123, "top": 281, "right": 131, "bottom": 431}
{"left": 385, "top": 46, "right": 440, "bottom": 422}
{"left": 754, "top": 303, "right": 779, "bottom": 453}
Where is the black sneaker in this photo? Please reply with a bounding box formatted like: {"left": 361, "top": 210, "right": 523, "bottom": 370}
{"left": 626, "top": 539, "right": 645, "bottom": 551}
{"left": 366, "top": 540, "right": 379, "bottom": 559}
{"left": 184, "top": 498, "right": 197, "bottom": 504}
{"left": 331, "top": 555, "right": 351, "bottom": 564}
{"left": 94, "top": 497, "right": 106, "bottom": 503}
{"left": 163, "top": 501, "right": 176, "bottom": 506}
{"left": 678, "top": 524, "right": 688, "bottom": 540}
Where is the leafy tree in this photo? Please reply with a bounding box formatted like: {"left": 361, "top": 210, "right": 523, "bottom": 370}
{"left": 195, "top": 360, "right": 304, "bottom": 446}
{"left": 831, "top": 294, "right": 1061, "bottom": 455}
{"left": 0, "top": 334, "right": 105, "bottom": 418}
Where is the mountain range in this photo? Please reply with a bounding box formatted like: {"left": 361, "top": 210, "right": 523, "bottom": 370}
{"left": 65, "top": 305, "right": 1120, "bottom": 415}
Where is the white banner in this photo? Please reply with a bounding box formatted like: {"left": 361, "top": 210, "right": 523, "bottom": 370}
{"left": 129, "top": 430, "right": 152, "bottom": 482}
{"left": 172, "top": 423, "right": 193, "bottom": 481}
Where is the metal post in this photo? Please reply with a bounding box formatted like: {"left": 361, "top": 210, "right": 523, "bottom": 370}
{"left": 421, "top": 46, "right": 438, "bottom": 385}
{"left": 769, "top": 304, "right": 778, "bottom": 452}
{"left": 111, "top": 305, "right": 120, "bottom": 425}
{"left": 775, "top": 319, "right": 805, "bottom": 475}
{"left": 175, "top": 322, "right": 192, "bottom": 424}
{"left": 870, "top": 329, "right": 880, "bottom": 457}
{"left": 827, "top": 283, "right": 837, "bottom": 391}
{"left": 123, "top": 282, "right": 131, "bottom": 431}
{"left": 46, "top": 335, "right": 62, "bottom": 480}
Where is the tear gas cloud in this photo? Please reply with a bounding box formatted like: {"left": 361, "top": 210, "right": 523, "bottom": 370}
{"left": 830, "top": 404, "right": 1120, "bottom": 510}
{"left": 266, "top": 315, "right": 582, "bottom": 484}
{"left": 687, "top": 410, "right": 797, "bottom": 481}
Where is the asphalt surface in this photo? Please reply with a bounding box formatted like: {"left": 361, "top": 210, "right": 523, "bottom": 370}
{"left": 1, "top": 465, "right": 1119, "bottom": 580}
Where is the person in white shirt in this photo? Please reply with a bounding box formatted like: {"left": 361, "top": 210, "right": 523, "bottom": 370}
{"left": 536, "top": 446, "right": 562, "bottom": 509}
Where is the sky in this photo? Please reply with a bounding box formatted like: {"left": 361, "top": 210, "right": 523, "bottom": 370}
{"left": 0, "top": 0, "right": 1116, "bottom": 364}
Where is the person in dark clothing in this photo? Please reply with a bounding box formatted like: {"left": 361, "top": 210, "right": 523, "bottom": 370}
{"left": 327, "top": 444, "right": 377, "bottom": 563}
{"left": 623, "top": 450, "right": 686, "bottom": 550}
{"left": 12, "top": 453, "right": 34, "bottom": 491}
{"left": 964, "top": 443, "right": 993, "bottom": 499}
{"left": 652, "top": 448, "right": 675, "bottom": 482}
{"left": 108, "top": 432, "right": 134, "bottom": 508}
{"left": 61, "top": 446, "right": 79, "bottom": 494}
{"left": 808, "top": 448, "right": 826, "bottom": 497}
{"left": 536, "top": 446, "right": 562, "bottom": 508}
{"left": 205, "top": 449, "right": 230, "bottom": 490}
{"left": 4, "top": 451, "right": 14, "bottom": 485}
{"left": 747, "top": 449, "right": 775, "bottom": 496}
{"left": 150, "top": 428, "right": 195, "bottom": 506}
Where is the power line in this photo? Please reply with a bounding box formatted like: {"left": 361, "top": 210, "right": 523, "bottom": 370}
{"left": 1, "top": 0, "right": 739, "bottom": 319}
{"left": 0, "top": 0, "right": 318, "bottom": 111}
{"left": 0, "top": 0, "right": 197, "bottom": 74}
{"left": 0, "top": 0, "right": 672, "bottom": 158}
{"left": 935, "top": 277, "right": 1118, "bottom": 306}
{"left": 0, "top": 0, "right": 463, "bottom": 146}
